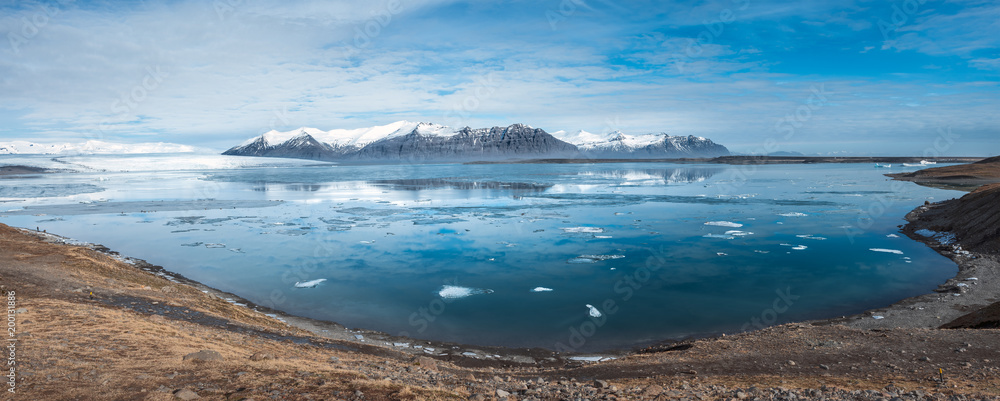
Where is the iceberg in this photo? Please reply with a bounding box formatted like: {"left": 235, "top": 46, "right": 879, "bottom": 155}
{"left": 567, "top": 254, "right": 625, "bottom": 264}
{"left": 777, "top": 212, "right": 808, "bottom": 217}
{"left": 438, "top": 285, "right": 493, "bottom": 299}
{"left": 869, "top": 248, "right": 904, "bottom": 255}
{"left": 725, "top": 230, "right": 753, "bottom": 236}
{"left": 531, "top": 287, "right": 554, "bottom": 292}
{"left": 704, "top": 221, "right": 742, "bottom": 228}
{"left": 294, "top": 278, "right": 326, "bottom": 288}
{"left": 586, "top": 304, "right": 602, "bottom": 318}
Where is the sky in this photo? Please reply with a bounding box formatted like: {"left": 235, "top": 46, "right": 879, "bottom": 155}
{"left": 1, "top": 0, "right": 998, "bottom": 155}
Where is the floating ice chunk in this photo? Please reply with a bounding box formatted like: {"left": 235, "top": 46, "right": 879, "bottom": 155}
{"left": 359, "top": 240, "right": 375, "bottom": 244}
{"left": 586, "top": 304, "right": 602, "bottom": 318}
{"left": 725, "top": 230, "right": 753, "bottom": 236}
{"left": 294, "top": 278, "right": 326, "bottom": 288}
{"left": 705, "top": 221, "right": 743, "bottom": 228}
{"left": 791, "top": 245, "right": 808, "bottom": 250}
{"left": 872, "top": 315, "right": 884, "bottom": 320}
{"left": 204, "top": 243, "right": 225, "bottom": 248}
{"left": 180, "top": 242, "right": 203, "bottom": 247}
{"left": 567, "top": 254, "right": 625, "bottom": 264}
{"left": 778, "top": 212, "right": 808, "bottom": 217}
{"left": 754, "top": 250, "right": 770, "bottom": 254}
{"left": 531, "top": 287, "right": 554, "bottom": 292}
{"left": 796, "top": 235, "right": 826, "bottom": 240}
{"left": 886, "top": 234, "right": 900, "bottom": 238}
{"left": 717, "top": 252, "right": 728, "bottom": 256}
{"left": 561, "top": 227, "right": 604, "bottom": 233}
{"left": 594, "top": 235, "right": 613, "bottom": 239}
{"left": 869, "top": 248, "right": 904, "bottom": 255}
{"left": 438, "top": 285, "right": 493, "bottom": 299}
{"left": 703, "top": 234, "right": 735, "bottom": 239}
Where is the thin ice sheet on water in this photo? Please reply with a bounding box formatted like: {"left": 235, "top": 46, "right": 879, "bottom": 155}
{"left": 438, "top": 285, "right": 493, "bottom": 299}
{"left": 869, "top": 248, "right": 904, "bottom": 255}
{"left": 704, "top": 221, "right": 742, "bottom": 228}
{"left": 567, "top": 254, "right": 625, "bottom": 264}
{"left": 561, "top": 227, "right": 604, "bottom": 233}
{"left": 294, "top": 278, "right": 327, "bottom": 288}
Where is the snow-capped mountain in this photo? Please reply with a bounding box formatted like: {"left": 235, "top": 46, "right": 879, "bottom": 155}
{"left": 0, "top": 140, "right": 197, "bottom": 155}
{"left": 552, "top": 130, "right": 730, "bottom": 158}
{"left": 223, "top": 121, "right": 730, "bottom": 162}
{"left": 223, "top": 121, "right": 577, "bottom": 162}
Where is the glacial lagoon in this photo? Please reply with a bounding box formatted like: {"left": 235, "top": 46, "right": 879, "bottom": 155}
{"left": 0, "top": 154, "right": 960, "bottom": 351}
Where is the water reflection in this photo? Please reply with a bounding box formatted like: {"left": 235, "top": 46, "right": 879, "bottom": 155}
{"left": 578, "top": 167, "right": 720, "bottom": 185}
{"left": 371, "top": 178, "right": 553, "bottom": 196}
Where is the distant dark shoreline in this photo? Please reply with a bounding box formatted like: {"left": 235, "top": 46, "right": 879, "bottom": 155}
{"left": 466, "top": 156, "right": 985, "bottom": 165}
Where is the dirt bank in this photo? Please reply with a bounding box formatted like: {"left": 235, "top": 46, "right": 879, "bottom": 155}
{"left": 3, "top": 222, "right": 1000, "bottom": 400}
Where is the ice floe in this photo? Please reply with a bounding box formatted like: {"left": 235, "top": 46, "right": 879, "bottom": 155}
{"left": 778, "top": 212, "right": 808, "bottom": 217}
{"left": 717, "top": 252, "right": 728, "bottom": 256}
{"left": 567, "top": 254, "right": 625, "bottom": 264}
{"left": 204, "top": 243, "right": 226, "bottom": 248}
{"left": 886, "top": 234, "right": 900, "bottom": 238}
{"left": 869, "top": 248, "right": 904, "bottom": 255}
{"left": 725, "top": 230, "right": 753, "bottom": 236}
{"left": 791, "top": 245, "right": 807, "bottom": 250}
{"left": 703, "top": 234, "right": 735, "bottom": 239}
{"left": 294, "top": 278, "right": 326, "bottom": 288}
{"left": 568, "top": 356, "right": 616, "bottom": 362}
{"left": 561, "top": 227, "right": 604, "bottom": 233}
{"left": 704, "top": 221, "right": 743, "bottom": 228}
{"left": 586, "top": 304, "right": 602, "bottom": 318}
{"left": 438, "top": 285, "right": 494, "bottom": 299}
{"left": 531, "top": 287, "right": 554, "bottom": 292}
{"left": 795, "top": 234, "right": 826, "bottom": 240}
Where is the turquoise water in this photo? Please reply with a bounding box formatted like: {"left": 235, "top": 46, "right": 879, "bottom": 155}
{"left": 0, "top": 155, "right": 960, "bottom": 351}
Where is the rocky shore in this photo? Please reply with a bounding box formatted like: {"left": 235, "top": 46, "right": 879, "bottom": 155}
{"left": 3, "top": 158, "right": 1000, "bottom": 400}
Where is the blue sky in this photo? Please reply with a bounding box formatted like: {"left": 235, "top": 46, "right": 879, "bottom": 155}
{"left": 1, "top": 0, "right": 998, "bottom": 155}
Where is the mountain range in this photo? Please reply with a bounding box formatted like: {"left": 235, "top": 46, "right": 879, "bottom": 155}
{"left": 222, "top": 121, "right": 730, "bottom": 162}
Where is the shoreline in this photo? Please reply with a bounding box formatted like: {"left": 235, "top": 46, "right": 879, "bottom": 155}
{"left": 10, "top": 190, "right": 994, "bottom": 363}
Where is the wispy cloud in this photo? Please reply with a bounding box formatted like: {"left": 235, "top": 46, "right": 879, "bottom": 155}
{"left": 0, "top": 0, "right": 996, "bottom": 155}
